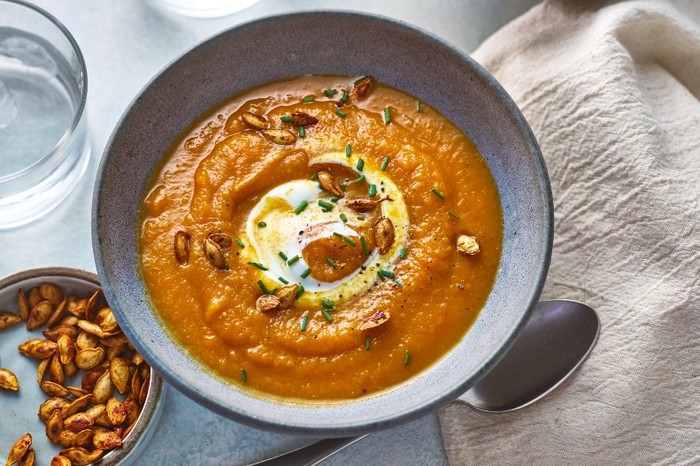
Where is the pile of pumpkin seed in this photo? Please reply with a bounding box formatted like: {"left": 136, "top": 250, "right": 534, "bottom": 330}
{"left": 0, "top": 282, "right": 150, "bottom": 466}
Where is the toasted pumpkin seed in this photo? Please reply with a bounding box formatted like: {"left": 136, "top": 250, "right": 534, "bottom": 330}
{"left": 107, "top": 396, "right": 128, "bottom": 425}
{"left": 40, "top": 380, "right": 70, "bottom": 397}
{"left": 63, "top": 360, "right": 77, "bottom": 377}
{"left": 75, "top": 347, "right": 105, "bottom": 370}
{"left": 39, "top": 282, "right": 64, "bottom": 307}
{"left": 345, "top": 196, "right": 392, "bottom": 213}
{"left": 65, "top": 385, "right": 90, "bottom": 399}
{"left": 50, "top": 455, "right": 72, "bottom": 466}
{"left": 98, "top": 309, "right": 119, "bottom": 333}
{"left": 18, "top": 338, "right": 58, "bottom": 359}
{"left": 290, "top": 111, "right": 319, "bottom": 127}
{"left": 93, "top": 370, "right": 113, "bottom": 404}
{"left": 28, "top": 288, "right": 41, "bottom": 308}
{"left": 350, "top": 75, "right": 375, "bottom": 101}
{"left": 0, "top": 311, "right": 22, "bottom": 330}
{"left": 37, "top": 358, "right": 49, "bottom": 384}
{"left": 241, "top": 111, "right": 269, "bottom": 130}
{"left": 64, "top": 412, "right": 95, "bottom": 433}
{"left": 93, "top": 429, "right": 123, "bottom": 450}
{"left": 457, "top": 234, "right": 480, "bottom": 256}
{"left": 42, "top": 325, "right": 78, "bottom": 342}
{"left": 76, "top": 330, "right": 98, "bottom": 350}
{"left": 46, "top": 409, "right": 65, "bottom": 443}
{"left": 57, "top": 333, "right": 76, "bottom": 365}
{"left": 57, "top": 429, "right": 94, "bottom": 449}
{"left": 256, "top": 294, "right": 281, "bottom": 313}
{"left": 46, "top": 298, "right": 67, "bottom": 328}
{"left": 85, "top": 290, "right": 102, "bottom": 321}
{"left": 123, "top": 396, "right": 140, "bottom": 425}
{"left": 110, "top": 357, "right": 130, "bottom": 395}
{"left": 61, "top": 394, "right": 93, "bottom": 420}
{"left": 373, "top": 217, "right": 395, "bottom": 255}
{"left": 317, "top": 171, "right": 344, "bottom": 197}
{"left": 262, "top": 129, "right": 297, "bottom": 145}
{"left": 27, "top": 300, "right": 53, "bottom": 330}
{"left": 275, "top": 284, "right": 299, "bottom": 310}
{"left": 203, "top": 237, "right": 227, "bottom": 269}
{"left": 18, "top": 447, "right": 35, "bottom": 466}
{"left": 358, "top": 310, "right": 391, "bottom": 331}
{"left": 49, "top": 353, "right": 65, "bottom": 385}
{"left": 6, "top": 433, "right": 32, "bottom": 466}
{"left": 59, "top": 446, "right": 104, "bottom": 466}
{"left": 174, "top": 230, "right": 191, "bottom": 265}
{"left": 207, "top": 231, "right": 232, "bottom": 249}
{"left": 0, "top": 367, "right": 19, "bottom": 391}
{"left": 39, "top": 398, "right": 71, "bottom": 422}
{"left": 17, "top": 289, "right": 30, "bottom": 321}
{"left": 86, "top": 404, "right": 112, "bottom": 428}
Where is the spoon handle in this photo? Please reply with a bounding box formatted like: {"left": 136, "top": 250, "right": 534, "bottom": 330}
{"left": 250, "top": 435, "right": 367, "bottom": 466}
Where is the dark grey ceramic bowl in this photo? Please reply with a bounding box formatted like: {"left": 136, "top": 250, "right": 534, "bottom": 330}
{"left": 93, "top": 11, "right": 552, "bottom": 436}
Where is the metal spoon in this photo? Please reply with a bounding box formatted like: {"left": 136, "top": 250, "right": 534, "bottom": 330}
{"left": 254, "top": 299, "right": 600, "bottom": 465}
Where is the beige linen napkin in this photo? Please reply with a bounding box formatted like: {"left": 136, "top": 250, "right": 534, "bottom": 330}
{"left": 439, "top": 0, "right": 700, "bottom": 463}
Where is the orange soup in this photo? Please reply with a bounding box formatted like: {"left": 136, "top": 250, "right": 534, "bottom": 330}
{"left": 139, "top": 76, "right": 502, "bottom": 401}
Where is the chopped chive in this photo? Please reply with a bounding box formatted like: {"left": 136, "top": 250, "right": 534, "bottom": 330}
{"left": 257, "top": 221, "right": 267, "bottom": 228}
{"left": 257, "top": 279, "right": 271, "bottom": 294}
{"left": 300, "top": 314, "right": 308, "bottom": 331}
{"left": 278, "top": 276, "right": 289, "bottom": 285}
{"left": 278, "top": 251, "right": 288, "bottom": 261}
{"left": 384, "top": 106, "right": 391, "bottom": 124}
{"left": 361, "top": 236, "right": 369, "bottom": 255}
{"left": 281, "top": 115, "right": 292, "bottom": 123}
{"left": 353, "top": 174, "right": 366, "bottom": 184}
{"left": 287, "top": 255, "right": 300, "bottom": 265}
{"left": 318, "top": 199, "right": 334, "bottom": 211}
{"left": 417, "top": 100, "right": 422, "bottom": 112}
{"left": 294, "top": 200, "right": 308, "bottom": 214}
{"left": 431, "top": 188, "right": 445, "bottom": 200}
{"left": 368, "top": 184, "right": 377, "bottom": 197}
{"left": 311, "top": 171, "right": 318, "bottom": 181}
{"left": 365, "top": 335, "right": 371, "bottom": 350}
{"left": 377, "top": 270, "right": 386, "bottom": 281}
{"left": 301, "top": 268, "right": 312, "bottom": 278}
{"left": 356, "top": 159, "right": 365, "bottom": 172}
{"left": 341, "top": 183, "right": 348, "bottom": 192}
{"left": 399, "top": 247, "right": 407, "bottom": 259}
{"left": 241, "top": 369, "right": 247, "bottom": 383}
{"left": 404, "top": 349, "right": 412, "bottom": 365}
{"left": 340, "top": 91, "right": 349, "bottom": 103}
{"left": 324, "top": 89, "right": 338, "bottom": 97}
{"left": 321, "top": 309, "right": 333, "bottom": 322}
{"left": 394, "top": 279, "right": 403, "bottom": 288}
{"left": 345, "top": 144, "right": 352, "bottom": 157}
{"left": 298, "top": 126, "right": 305, "bottom": 138}
{"left": 248, "top": 262, "right": 269, "bottom": 271}
{"left": 302, "top": 95, "right": 315, "bottom": 103}
{"left": 380, "top": 156, "right": 390, "bottom": 171}
{"left": 326, "top": 257, "right": 337, "bottom": 268}
{"left": 357, "top": 215, "right": 366, "bottom": 221}
{"left": 322, "top": 298, "right": 334, "bottom": 309}
{"left": 340, "top": 213, "right": 348, "bottom": 223}
{"left": 236, "top": 238, "right": 245, "bottom": 248}
{"left": 296, "top": 284, "right": 305, "bottom": 299}
{"left": 335, "top": 110, "right": 347, "bottom": 118}
{"left": 379, "top": 269, "right": 395, "bottom": 279}
{"left": 332, "top": 232, "right": 343, "bottom": 238}
{"left": 331, "top": 196, "right": 340, "bottom": 203}
{"left": 343, "top": 236, "right": 357, "bottom": 247}
{"left": 448, "top": 211, "right": 461, "bottom": 219}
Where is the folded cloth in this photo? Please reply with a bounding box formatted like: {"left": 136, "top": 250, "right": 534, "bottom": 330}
{"left": 439, "top": 0, "right": 700, "bottom": 464}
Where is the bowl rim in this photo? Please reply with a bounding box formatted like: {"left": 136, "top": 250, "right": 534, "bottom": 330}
{"left": 93, "top": 10, "right": 553, "bottom": 435}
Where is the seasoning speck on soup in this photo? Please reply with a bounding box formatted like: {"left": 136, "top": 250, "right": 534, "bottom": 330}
{"left": 139, "top": 76, "right": 502, "bottom": 401}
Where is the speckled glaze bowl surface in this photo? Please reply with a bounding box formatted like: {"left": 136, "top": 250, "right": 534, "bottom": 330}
{"left": 92, "top": 11, "right": 552, "bottom": 436}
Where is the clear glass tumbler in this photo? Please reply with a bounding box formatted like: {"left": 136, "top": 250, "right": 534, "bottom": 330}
{"left": 147, "top": 0, "right": 262, "bottom": 18}
{"left": 0, "top": 0, "right": 90, "bottom": 229}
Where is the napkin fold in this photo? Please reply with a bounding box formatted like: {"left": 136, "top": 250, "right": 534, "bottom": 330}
{"left": 439, "top": 0, "right": 700, "bottom": 463}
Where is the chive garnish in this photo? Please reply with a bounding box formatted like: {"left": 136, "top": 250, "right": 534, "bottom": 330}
{"left": 340, "top": 91, "right": 349, "bottom": 103}
{"left": 258, "top": 221, "right": 267, "bottom": 228}
{"left": 241, "top": 369, "right": 247, "bottom": 383}
{"left": 368, "top": 184, "right": 377, "bottom": 197}
{"left": 287, "top": 255, "right": 300, "bottom": 265}
{"left": 404, "top": 350, "right": 412, "bottom": 366}
{"left": 357, "top": 215, "right": 366, "bottom": 221}
{"left": 296, "top": 284, "right": 305, "bottom": 299}
{"left": 353, "top": 174, "right": 366, "bottom": 184}
{"left": 361, "top": 236, "right": 368, "bottom": 255}
{"left": 341, "top": 184, "right": 348, "bottom": 192}
{"left": 417, "top": 100, "right": 422, "bottom": 112}
{"left": 380, "top": 156, "right": 390, "bottom": 171}
{"left": 448, "top": 211, "right": 461, "bottom": 219}
{"left": 318, "top": 199, "right": 334, "bottom": 211}
{"left": 384, "top": 106, "right": 391, "bottom": 124}
{"left": 298, "top": 126, "right": 305, "bottom": 138}
{"left": 294, "top": 200, "right": 308, "bottom": 214}
{"left": 302, "top": 95, "right": 315, "bottom": 103}
{"left": 248, "top": 262, "right": 269, "bottom": 271}
{"left": 321, "top": 298, "right": 334, "bottom": 309}
{"left": 326, "top": 257, "right": 337, "bottom": 268}
{"left": 278, "top": 277, "right": 289, "bottom": 285}
{"left": 345, "top": 144, "right": 352, "bottom": 157}
{"left": 377, "top": 270, "right": 385, "bottom": 281}
{"left": 332, "top": 232, "right": 356, "bottom": 247}
{"left": 281, "top": 115, "right": 292, "bottom": 123}
{"left": 300, "top": 314, "right": 308, "bottom": 331}
{"left": 365, "top": 335, "right": 371, "bottom": 350}
{"left": 311, "top": 171, "right": 318, "bottom": 181}
{"left": 340, "top": 213, "right": 348, "bottom": 223}
{"left": 431, "top": 188, "right": 445, "bottom": 200}
{"left": 336, "top": 110, "right": 347, "bottom": 118}
{"left": 301, "top": 268, "right": 312, "bottom": 278}
{"left": 331, "top": 196, "right": 340, "bottom": 203}
{"left": 356, "top": 158, "right": 365, "bottom": 172}
{"left": 236, "top": 238, "right": 245, "bottom": 248}
{"left": 257, "top": 279, "right": 271, "bottom": 294}
{"left": 278, "top": 251, "right": 288, "bottom": 261}
{"left": 379, "top": 269, "right": 395, "bottom": 279}
{"left": 321, "top": 309, "right": 333, "bottom": 322}
{"left": 324, "top": 89, "right": 337, "bottom": 97}
{"left": 394, "top": 279, "right": 403, "bottom": 288}
{"left": 399, "top": 247, "right": 407, "bottom": 259}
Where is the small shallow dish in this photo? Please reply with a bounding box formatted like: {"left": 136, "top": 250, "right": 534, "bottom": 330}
{"left": 93, "top": 12, "right": 552, "bottom": 435}
{"left": 0, "top": 267, "right": 165, "bottom": 465}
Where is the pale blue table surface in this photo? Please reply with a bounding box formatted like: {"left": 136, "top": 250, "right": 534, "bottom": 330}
{"left": 1, "top": 1, "right": 538, "bottom": 464}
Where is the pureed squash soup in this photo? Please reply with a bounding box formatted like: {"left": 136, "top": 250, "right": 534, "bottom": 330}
{"left": 139, "top": 76, "right": 502, "bottom": 402}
